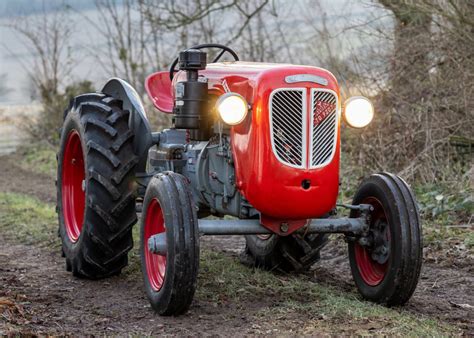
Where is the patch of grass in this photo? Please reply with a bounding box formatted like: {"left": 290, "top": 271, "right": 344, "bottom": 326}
{"left": 423, "top": 221, "right": 472, "bottom": 245}
{"left": 465, "top": 231, "right": 474, "bottom": 249}
{"left": 18, "top": 144, "right": 56, "bottom": 177}
{"left": 415, "top": 181, "right": 473, "bottom": 225}
{"left": 0, "top": 192, "right": 57, "bottom": 247}
{"left": 197, "top": 250, "right": 458, "bottom": 335}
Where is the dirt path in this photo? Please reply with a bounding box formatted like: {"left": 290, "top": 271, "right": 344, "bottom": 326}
{"left": 0, "top": 155, "right": 473, "bottom": 335}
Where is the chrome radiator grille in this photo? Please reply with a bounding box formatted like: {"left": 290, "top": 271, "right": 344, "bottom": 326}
{"left": 311, "top": 89, "right": 337, "bottom": 167}
{"left": 269, "top": 88, "right": 338, "bottom": 169}
{"left": 269, "top": 89, "right": 306, "bottom": 168}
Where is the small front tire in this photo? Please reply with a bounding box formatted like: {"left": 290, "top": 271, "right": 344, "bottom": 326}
{"left": 140, "top": 172, "right": 199, "bottom": 315}
{"left": 348, "top": 172, "right": 422, "bottom": 306}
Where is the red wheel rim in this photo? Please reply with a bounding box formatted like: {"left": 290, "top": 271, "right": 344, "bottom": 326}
{"left": 354, "top": 197, "right": 390, "bottom": 286}
{"left": 144, "top": 198, "right": 167, "bottom": 292}
{"left": 62, "top": 130, "right": 86, "bottom": 243}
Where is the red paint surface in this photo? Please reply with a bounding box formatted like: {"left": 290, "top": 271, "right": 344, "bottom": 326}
{"left": 62, "top": 130, "right": 86, "bottom": 243}
{"left": 354, "top": 197, "right": 389, "bottom": 286}
{"left": 144, "top": 198, "right": 167, "bottom": 292}
{"left": 145, "top": 71, "right": 174, "bottom": 113}
{"left": 313, "top": 100, "right": 336, "bottom": 127}
{"left": 146, "top": 62, "right": 341, "bottom": 234}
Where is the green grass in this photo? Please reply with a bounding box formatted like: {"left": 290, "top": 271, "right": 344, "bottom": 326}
{"left": 18, "top": 144, "right": 57, "bottom": 177}
{"left": 0, "top": 192, "right": 58, "bottom": 247}
{"left": 196, "top": 250, "right": 458, "bottom": 335}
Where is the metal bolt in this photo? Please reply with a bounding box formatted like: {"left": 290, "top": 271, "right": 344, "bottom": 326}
{"left": 280, "top": 222, "right": 289, "bottom": 233}
{"left": 71, "top": 158, "right": 76, "bottom": 165}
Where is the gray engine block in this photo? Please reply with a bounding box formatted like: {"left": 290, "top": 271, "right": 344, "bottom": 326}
{"left": 147, "top": 129, "right": 256, "bottom": 218}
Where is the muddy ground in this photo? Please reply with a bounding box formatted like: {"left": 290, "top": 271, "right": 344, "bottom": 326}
{"left": 0, "top": 154, "right": 473, "bottom": 335}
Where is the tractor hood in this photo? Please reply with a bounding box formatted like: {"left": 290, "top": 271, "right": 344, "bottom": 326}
{"left": 201, "top": 61, "right": 339, "bottom": 103}
{"left": 208, "top": 62, "right": 341, "bottom": 230}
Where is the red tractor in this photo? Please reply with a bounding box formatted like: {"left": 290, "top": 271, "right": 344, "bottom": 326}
{"left": 57, "top": 44, "right": 422, "bottom": 315}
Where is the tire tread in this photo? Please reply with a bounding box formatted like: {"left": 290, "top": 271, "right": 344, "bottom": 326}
{"left": 57, "top": 93, "right": 137, "bottom": 279}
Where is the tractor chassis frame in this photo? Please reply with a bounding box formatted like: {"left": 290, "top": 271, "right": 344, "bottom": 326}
{"left": 148, "top": 204, "right": 373, "bottom": 255}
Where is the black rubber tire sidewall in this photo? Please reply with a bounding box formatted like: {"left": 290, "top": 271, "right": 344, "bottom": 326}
{"left": 140, "top": 173, "right": 199, "bottom": 315}
{"left": 348, "top": 181, "right": 399, "bottom": 301}
{"left": 348, "top": 173, "right": 422, "bottom": 305}
{"left": 58, "top": 110, "right": 88, "bottom": 261}
{"left": 140, "top": 178, "right": 176, "bottom": 312}
{"left": 57, "top": 94, "right": 138, "bottom": 278}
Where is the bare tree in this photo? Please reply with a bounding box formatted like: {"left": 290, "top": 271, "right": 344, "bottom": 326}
{"left": 378, "top": 0, "right": 432, "bottom": 102}
{"left": 0, "top": 74, "right": 12, "bottom": 101}
{"left": 4, "top": 5, "right": 75, "bottom": 102}
{"left": 3, "top": 2, "right": 95, "bottom": 145}
{"left": 139, "top": 0, "right": 270, "bottom": 58}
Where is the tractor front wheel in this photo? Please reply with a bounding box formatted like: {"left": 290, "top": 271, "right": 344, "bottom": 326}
{"left": 348, "top": 172, "right": 422, "bottom": 306}
{"left": 140, "top": 172, "right": 199, "bottom": 315}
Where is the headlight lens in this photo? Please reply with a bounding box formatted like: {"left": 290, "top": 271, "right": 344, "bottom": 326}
{"left": 216, "top": 93, "right": 248, "bottom": 125}
{"left": 344, "top": 96, "right": 374, "bottom": 128}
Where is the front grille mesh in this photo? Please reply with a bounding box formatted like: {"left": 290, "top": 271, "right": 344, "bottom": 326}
{"left": 311, "top": 90, "right": 337, "bottom": 167}
{"left": 270, "top": 90, "right": 305, "bottom": 167}
{"left": 269, "top": 88, "right": 337, "bottom": 168}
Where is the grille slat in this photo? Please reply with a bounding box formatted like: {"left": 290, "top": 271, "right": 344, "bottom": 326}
{"left": 313, "top": 114, "right": 335, "bottom": 143}
{"left": 269, "top": 88, "right": 337, "bottom": 169}
{"left": 311, "top": 89, "right": 337, "bottom": 167}
{"left": 272, "top": 105, "right": 302, "bottom": 128}
{"left": 270, "top": 89, "right": 305, "bottom": 168}
{"left": 313, "top": 114, "right": 336, "bottom": 146}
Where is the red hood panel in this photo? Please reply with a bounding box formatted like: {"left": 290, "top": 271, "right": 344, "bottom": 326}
{"left": 203, "top": 62, "right": 341, "bottom": 223}
{"left": 201, "top": 61, "right": 338, "bottom": 102}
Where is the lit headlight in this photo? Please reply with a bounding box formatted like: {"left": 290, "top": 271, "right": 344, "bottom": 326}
{"left": 343, "top": 96, "right": 374, "bottom": 128}
{"left": 216, "top": 93, "right": 248, "bottom": 125}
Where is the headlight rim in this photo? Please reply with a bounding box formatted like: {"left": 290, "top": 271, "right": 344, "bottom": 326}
{"left": 216, "top": 92, "right": 249, "bottom": 126}
{"left": 343, "top": 95, "right": 374, "bottom": 129}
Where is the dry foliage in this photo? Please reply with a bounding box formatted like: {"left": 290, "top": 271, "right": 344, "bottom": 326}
{"left": 342, "top": 1, "right": 474, "bottom": 183}
{"left": 6, "top": 0, "right": 473, "bottom": 186}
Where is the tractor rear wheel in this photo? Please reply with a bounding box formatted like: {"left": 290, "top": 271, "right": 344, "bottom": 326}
{"left": 57, "top": 93, "right": 138, "bottom": 278}
{"left": 348, "top": 172, "right": 422, "bottom": 306}
{"left": 140, "top": 172, "right": 199, "bottom": 315}
{"left": 244, "top": 232, "right": 328, "bottom": 272}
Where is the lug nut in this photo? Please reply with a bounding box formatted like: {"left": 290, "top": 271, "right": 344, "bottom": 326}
{"left": 280, "top": 222, "right": 289, "bottom": 233}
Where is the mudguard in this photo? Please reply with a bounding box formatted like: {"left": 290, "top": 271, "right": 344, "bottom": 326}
{"left": 102, "top": 78, "right": 153, "bottom": 173}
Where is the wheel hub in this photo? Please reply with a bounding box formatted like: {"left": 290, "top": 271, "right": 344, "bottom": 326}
{"left": 370, "top": 220, "right": 390, "bottom": 264}
{"left": 354, "top": 197, "right": 391, "bottom": 286}
{"left": 61, "top": 130, "right": 86, "bottom": 243}
{"left": 144, "top": 198, "right": 167, "bottom": 292}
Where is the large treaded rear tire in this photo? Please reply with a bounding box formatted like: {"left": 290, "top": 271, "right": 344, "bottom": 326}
{"left": 57, "top": 93, "right": 138, "bottom": 278}
{"left": 244, "top": 232, "right": 328, "bottom": 272}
